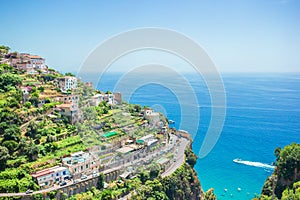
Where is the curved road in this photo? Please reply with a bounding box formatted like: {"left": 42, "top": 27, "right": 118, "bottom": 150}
{"left": 0, "top": 136, "right": 189, "bottom": 198}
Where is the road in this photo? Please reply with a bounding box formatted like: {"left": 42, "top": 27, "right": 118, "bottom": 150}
{"left": 118, "top": 136, "right": 189, "bottom": 200}
{"left": 0, "top": 135, "right": 189, "bottom": 198}
{"left": 161, "top": 137, "right": 189, "bottom": 177}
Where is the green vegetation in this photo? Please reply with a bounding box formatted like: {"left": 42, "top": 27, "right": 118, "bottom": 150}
{"left": 0, "top": 46, "right": 204, "bottom": 199}
{"left": 0, "top": 62, "right": 89, "bottom": 192}
{"left": 66, "top": 146, "right": 206, "bottom": 200}
{"left": 256, "top": 143, "right": 300, "bottom": 200}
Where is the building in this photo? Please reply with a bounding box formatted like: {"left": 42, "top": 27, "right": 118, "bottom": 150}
{"left": 113, "top": 92, "right": 122, "bottom": 105}
{"left": 56, "top": 76, "right": 77, "bottom": 92}
{"left": 22, "top": 54, "right": 46, "bottom": 70}
{"left": 31, "top": 166, "right": 71, "bottom": 188}
{"left": 91, "top": 92, "right": 122, "bottom": 106}
{"left": 55, "top": 103, "right": 81, "bottom": 124}
{"left": 85, "top": 82, "right": 93, "bottom": 88}
{"left": 136, "top": 134, "right": 158, "bottom": 147}
{"left": 144, "top": 108, "right": 160, "bottom": 126}
{"left": 62, "top": 151, "right": 100, "bottom": 179}
{"left": 56, "top": 94, "right": 79, "bottom": 105}
{"left": 91, "top": 94, "right": 105, "bottom": 106}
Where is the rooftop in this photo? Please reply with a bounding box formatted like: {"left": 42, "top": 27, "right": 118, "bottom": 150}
{"left": 56, "top": 103, "right": 72, "bottom": 108}
{"left": 103, "top": 131, "right": 118, "bottom": 138}
{"left": 139, "top": 134, "right": 154, "bottom": 141}
{"left": 31, "top": 165, "right": 67, "bottom": 178}
{"left": 62, "top": 151, "right": 90, "bottom": 165}
{"left": 116, "top": 146, "right": 134, "bottom": 154}
{"left": 156, "top": 157, "right": 169, "bottom": 165}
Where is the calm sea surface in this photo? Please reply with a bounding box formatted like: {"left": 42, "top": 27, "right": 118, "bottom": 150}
{"left": 94, "top": 72, "right": 300, "bottom": 200}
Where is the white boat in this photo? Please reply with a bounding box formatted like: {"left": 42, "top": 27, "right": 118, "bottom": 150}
{"left": 169, "top": 120, "right": 175, "bottom": 124}
{"left": 233, "top": 158, "right": 275, "bottom": 169}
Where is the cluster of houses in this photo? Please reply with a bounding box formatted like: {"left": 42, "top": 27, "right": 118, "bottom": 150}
{"left": 30, "top": 131, "right": 161, "bottom": 188}
{"left": 2, "top": 52, "right": 123, "bottom": 124}
{"left": 31, "top": 151, "right": 100, "bottom": 188}
{"left": 1, "top": 52, "right": 48, "bottom": 74}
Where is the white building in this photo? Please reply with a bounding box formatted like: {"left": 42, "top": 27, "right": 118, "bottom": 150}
{"left": 31, "top": 166, "right": 71, "bottom": 188}
{"left": 91, "top": 93, "right": 122, "bottom": 106}
{"left": 144, "top": 108, "right": 160, "bottom": 126}
{"left": 62, "top": 151, "right": 100, "bottom": 179}
{"left": 56, "top": 76, "right": 77, "bottom": 91}
{"left": 137, "top": 134, "right": 158, "bottom": 147}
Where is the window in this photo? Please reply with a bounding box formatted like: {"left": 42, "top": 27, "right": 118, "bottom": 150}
{"left": 81, "top": 166, "right": 83, "bottom": 170}
{"left": 63, "top": 171, "right": 66, "bottom": 175}
{"left": 86, "top": 164, "right": 89, "bottom": 169}
{"left": 56, "top": 173, "right": 59, "bottom": 176}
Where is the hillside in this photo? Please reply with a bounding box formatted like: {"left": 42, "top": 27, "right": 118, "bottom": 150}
{"left": 0, "top": 46, "right": 217, "bottom": 199}
{"left": 254, "top": 143, "right": 300, "bottom": 200}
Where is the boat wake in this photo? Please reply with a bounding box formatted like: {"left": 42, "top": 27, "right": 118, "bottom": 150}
{"left": 233, "top": 158, "right": 275, "bottom": 170}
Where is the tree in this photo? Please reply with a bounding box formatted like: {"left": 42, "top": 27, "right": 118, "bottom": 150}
{"left": 0, "top": 146, "right": 9, "bottom": 170}
{"left": 139, "top": 171, "right": 150, "bottom": 184}
{"left": 29, "top": 96, "right": 39, "bottom": 107}
{"left": 0, "top": 46, "right": 10, "bottom": 56}
{"left": 24, "top": 101, "right": 32, "bottom": 109}
{"left": 26, "top": 122, "right": 38, "bottom": 139}
{"left": 0, "top": 73, "right": 22, "bottom": 92}
{"left": 3, "top": 124, "right": 21, "bottom": 142}
{"left": 97, "top": 173, "right": 104, "bottom": 189}
{"left": 2, "top": 140, "right": 18, "bottom": 154}
{"left": 149, "top": 164, "right": 161, "bottom": 179}
{"left": 37, "top": 86, "right": 44, "bottom": 92}
{"left": 101, "top": 189, "right": 114, "bottom": 200}
{"left": 275, "top": 147, "right": 281, "bottom": 162}
{"left": 64, "top": 72, "right": 75, "bottom": 77}
{"left": 133, "top": 104, "right": 142, "bottom": 113}
{"left": 185, "top": 148, "right": 197, "bottom": 168}
{"left": 204, "top": 188, "right": 217, "bottom": 200}
{"left": 281, "top": 181, "right": 300, "bottom": 200}
{"left": 26, "top": 141, "right": 39, "bottom": 161}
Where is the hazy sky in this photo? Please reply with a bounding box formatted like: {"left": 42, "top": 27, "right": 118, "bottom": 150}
{"left": 1, "top": 0, "right": 299, "bottom": 73}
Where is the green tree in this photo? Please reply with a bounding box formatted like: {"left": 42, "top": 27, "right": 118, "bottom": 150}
{"left": 0, "top": 146, "right": 9, "bottom": 170}
{"left": 204, "top": 188, "right": 217, "bottom": 200}
{"left": 26, "top": 122, "right": 38, "bottom": 139}
{"left": 97, "top": 173, "right": 104, "bottom": 189}
{"left": 24, "top": 101, "right": 32, "bottom": 109}
{"left": 185, "top": 148, "right": 197, "bottom": 168}
{"left": 37, "top": 86, "right": 44, "bottom": 92}
{"left": 64, "top": 72, "right": 75, "bottom": 77}
{"left": 3, "top": 124, "right": 21, "bottom": 142}
{"left": 0, "top": 73, "right": 22, "bottom": 92}
{"left": 26, "top": 141, "right": 39, "bottom": 161}
{"left": 2, "top": 140, "right": 18, "bottom": 154}
{"left": 281, "top": 181, "right": 300, "bottom": 200}
{"left": 149, "top": 164, "right": 161, "bottom": 179}
{"left": 29, "top": 96, "right": 39, "bottom": 107}
{"left": 139, "top": 171, "right": 150, "bottom": 184}
{"left": 0, "top": 45, "right": 10, "bottom": 55}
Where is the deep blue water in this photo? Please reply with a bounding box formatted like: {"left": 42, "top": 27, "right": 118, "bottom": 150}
{"left": 94, "top": 72, "right": 300, "bottom": 199}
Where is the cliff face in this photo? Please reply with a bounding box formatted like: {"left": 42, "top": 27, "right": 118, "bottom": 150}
{"left": 259, "top": 143, "right": 300, "bottom": 199}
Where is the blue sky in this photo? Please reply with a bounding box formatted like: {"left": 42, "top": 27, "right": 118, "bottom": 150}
{"left": 1, "top": 0, "right": 299, "bottom": 73}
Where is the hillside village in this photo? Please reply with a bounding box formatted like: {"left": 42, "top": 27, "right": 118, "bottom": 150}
{"left": 0, "top": 46, "right": 199, "bottom": 199}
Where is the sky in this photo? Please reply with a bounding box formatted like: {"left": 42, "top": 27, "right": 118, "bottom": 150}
{"left": 1, "top": 0, "right": 300, "bottom": 73}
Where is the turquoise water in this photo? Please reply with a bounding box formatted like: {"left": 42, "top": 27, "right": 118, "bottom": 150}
{"left": 96, "top": 73, "right": 300, "bottom": 199}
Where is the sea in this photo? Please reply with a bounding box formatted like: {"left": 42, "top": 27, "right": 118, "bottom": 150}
{"left": 92, "top": 72, "right": 300, "bottom": 200}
